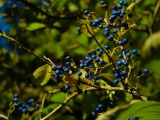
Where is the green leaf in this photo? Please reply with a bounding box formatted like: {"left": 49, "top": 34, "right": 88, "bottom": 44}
{"left": 116, "top": 101, "right": 160, "bottom": 120}
{"left": 33, "top": 64, "right": 52, "bottom": 86}
{"left": 26, "top": 22, "right": 46, "bottom": 31}
{"left": 142, "top": 31, "right": 160, "bottom": 58}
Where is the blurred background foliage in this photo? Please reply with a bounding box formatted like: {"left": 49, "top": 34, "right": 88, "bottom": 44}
{"left": 0, "top": 0, "right": 160, "bottom": 120}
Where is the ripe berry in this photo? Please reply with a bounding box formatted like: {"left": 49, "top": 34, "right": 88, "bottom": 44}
{"left": 52, "top": 66, "right": 57, "bottom": 71}
{"left": 98, "top": 104, "right": 103, "bottom": 110}
{"left": 132, "top": 49, "right": 137, "bottom": 54}
{"left": 98, "top": 24, "right": 103, "bottom": 29}
{"left": 56, "top": 70, "right": 60, "bottom": 74}
{"left": 122, "top": 70, "right": 128, "bottom": 76}
{"left": 99, "top": 59, "right": 104, "bottom": 65}
{"left": 123, "top": 2, "right": 128, "bottom": 6}
{"left": 143, "top": 68, "right": 149, "bottom": 74}
{"left": 108, "top": 34, "right": 114, "bottom": 41}
{"left": 117, "top": 4, "right": 122, "bottom": 9}
{"left": 92, "top": 111, "right": 96, "bottom": 116}
{"left": 105, "top": 27, "right": 110, "bottom": 31}
{"left": 114, "top": 79, "right": 119, "bottom": 84}
{"left": 118, "top": 54, "right": 123, "bottom": 58}
{"left": 129, "top": 117, "right": 135, "bottom": 120}
{"left": 85, "top": 73, "right": 90, "bottom": 79}
{"left": 35, "top": 104, "right": 39, "bottom": 110}
{"left": 126, "top": 52, "right": 131, "bottom": 58}
{"left": 77, "top": 26, "right": 81, "bottom": 31}
{"left": 114, "top": 73, "right": 119, "bottom": 79}
{"left": 58, "top": 66, "right": 63, "bottom": 70}
{"left": 117, "top": 61, "right": 122, "bottom": 66}
{"left": 100, "top": 0, "right": 105, "bottom": 5}
{"left": 123, "top": 61, "right": 128, "bottom": 66}
{"left": 77, "top": 71, "right": 82, "bottom": 76}
{"left": 94, "top": 74, "right": 100, "bottom": 80}
{"left": 136, "top": 70, "right": 142, "bottom": 76}
{"left": 105, "top": 45, "right": 110, "bottom": 50}
{"left": 79, "top": 63, "right": 84, "bottom": 68}
{"left": 119, "top": 0, "right": 124, "bottom": 5}
{"left": 14, "top": 94, "right": 19, "bottom": 98}
{"left": 109, "top": 101, "right": 114, "bottom": 108}
{"left": 84, "top": 10, "right": 89, "bottom": 15}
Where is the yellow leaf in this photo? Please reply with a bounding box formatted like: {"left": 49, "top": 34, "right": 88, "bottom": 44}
{"left": 33, "top": 64, "right": 52, "bottom": 86}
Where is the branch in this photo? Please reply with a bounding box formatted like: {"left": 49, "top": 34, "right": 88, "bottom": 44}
{"left": 82, "top": 24, "right": 117, "bottom": 72}
{"left": 41, "top": 92, "right": 79, "bottom": 120}
{"left": 0, "top": 114, "right": 9, "bottom": 120}
{"left": 19, "top": 0, "right": 81, "bottom": 21}
{"left": 0, "top": 33, "right": 54, "bottom": 66}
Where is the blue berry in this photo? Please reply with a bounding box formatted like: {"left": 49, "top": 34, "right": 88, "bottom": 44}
{"left": 21, "top": 108, "right": 26, "bottom": 113}
{"left": 143, "top": 68, "right": 149, "bottom": 74}
{"left": 94, "top": 74, "right": 100, "bottom": 80}
{"left": 98, "top": 24, "right": 103, "bottom": 29}
{"left": 123, "top": 61, "right": 128, "bottom": 66}
{"left": 58, "top": 66, "right": 63, "bottom": 70}
{"left": 88, "top": 75, "right": 92, "bottom": 80}
{"left": 112, "top": 29, "right": 117, "bottom": 34}
{"left": 136, "top": 70, "right": 142, "bottom": 76}
{"left": 95, "top": 57, "right": 100, "bottom": 62}
{"left": 79, "top": 63, "right": 84, "bottom": 68}
{"left": 108, "top": 34, "right": 114, "bottom": 41}
{"left": 77, "top": 71, "right": 82, "bottom": 76}
{"left": 98, "top": 104, "right": 103, "bottom": 109}
{"left": 129, "top": 117, "right": 135, "bottom": 120}
{"left": 100, "top": 0, "right": 105, "bottom": 5}
{"left": 14, "top": 93, "right": 19, "bottom": 98}
{"left": 77, "top": 26, "right": 81, "bottom": 31}
{"left": 66, "top": 61, "right": 70, "bottom": 66}
{"left": 84, "top": 10, "right": 89, "bottom": 15}
{"left": 114, "top": 79, "right": 119, "bottom": 84}
{"left": 118, "top": 54, "right": 123, "bottom": 58}
{"left": 126, "top": 52, "right": 131, "bottom": 58}
{"left": 114, "top": 73, "right": 119, "bottom": 79}
{"left": 85, "top": 73, "right": 89, "bottom": 79}
{"left": 132, "top": 49, "right": 137, "bottom": 54}
{"left": 99, "top": 59, "right": 104, "bottom": 65}
{"left": 35, "top": 104, "right": 39, "bottom": 110}
{"left": 64, "top": 85, "right": 70, "bottom": 91}
{"left": 115, "top": 67, "right": 120, "bottom": 72}
{"left": 105, "top": 45, "right": 110, "bottom": 50}
{"left": 13, "top": 98, "right": 18, "bottom": 103}
{"left": 109, "top": 101, "right": 114, "bottom": 108}
{"left": 52, "top": 66, "right": 57, "bottom": 71}
{"left": 123, "top": 2, "right": 128, "bottom": 6}
{"left": 27, "top": 99, "right": 34, "bottom": 105}
{"left": 117, "top": 4, "right": 122, "bottom": 9}
{"left": 92, "top": 111, "right": 96, "bottom": 116}
{"left": 117, "top": 61, "right": 122, "bottom": 66}
{"left": 122, "top": 70, "right": 128, "bottom": 76}
{"left": 132, "top": 0, "right": 136, "bottom": 2}
{"left": 105, "top": 28, "right": 110, "bottom": 31}
{"left": 104, "top": 31, "right": 109, "bottom": 36}
{"left": 56, "top": 70, "right": 60, "bottom": 74}
{"left": 119, "top": 0, "right": 124, "bottom": 5}
{"left": 63, "top": 67, "right": 69, "bottom": 72}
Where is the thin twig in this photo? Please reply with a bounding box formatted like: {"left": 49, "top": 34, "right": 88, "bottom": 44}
{"left": 149, "top": 0, "right": 160, "bottom": 34}
{"left": 0, "top": 33, "right": 54, "bottom": 66}
{"left": 82, "top": 24, "right": 116, "bottom": 72}
{"left": 41, "top": 92, "right": 79, "bottom": 120}
{"left": 0, "top": 114, "right": 9, "bottom": 120}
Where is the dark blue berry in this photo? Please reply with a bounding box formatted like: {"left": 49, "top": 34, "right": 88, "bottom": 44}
{"left": 129, "top": 117, "right": 135, "bottom": 120}
{"left": 123, "top": 2, "right": 128, "bottom": 6}
{"left": 100, "top": 0, "right": 105, "bottom": 5}
{"left": 99, "top": 59, "right": 104, "bottom": 65}
{"left": 119, "top": 0, "right": 124, "bottom": 5}
{"left": 63, "top": 67, "right": 69, "bottom": 72}
{"left": 117, "top": 61, "right": 122, "bottom": 66}
{"left": 109, "top": 101, "right": 114, "bottom": 108}
{"left": 14, "top": 94, "right": 19, "bottom": 98}
{"left": 92, "top": 111, "right": 96, "bottom": 116}
{"left": 114, "top": 79, "right": 119, "bottom": 84}
{"left": 104, "top": 31, "right": 109, "bottom": 36}
{"left": 52, "top": 66, "right": 57, "bottom": 71}
{"left": 21, "top": 108, "right": 26, "bottom": 113}
{"left": 94, "top": 74, "right": 100, "bottom": 80}
{"left": 13, "top": 98, "right": 18, "bottom": 103}
{"left": 77, "top": 71, "right": 82, "bottom": 76}
{"left": 84, "top": 10, "right": 89, "bottom": 15}
{"left": 35, "top": 104, "right": 39, "bottom": 110}
{"left": 117, "top": 4, "right": 122, "bottom": 9}
{"left": 118, "top": 54, "right": 123, "bottom": 58}
{"left": 105, "top": 28, "right": 110, "bottom": 31}
{"left": 77, "top": 26, "right": 81, "bottom": 31}
{"left": 132, "top": 49, "right": 137, "bottom": 54}
{"left": 79, "top": 63, "right": 84, "bottom": 68}
{"left": 58, "top": 66, "right": 63, "bottom": 71}
{"left": 108, "top": 34, "right": 114, "bottom": 41}
{"left": 122, "top": 70, "right": 128, "bottom": 76}
{"left": 27, "top": 99, "right": 34, "bottom": 105}
{"left": 114, "top": 73, "right": 119, "bottom": 79}
{"left": 126, "top": 52, "right": 131, "bottom": 58}
{"left": 98, "top": 104, "right": 103, "bottom": 109}
{"left": 95, "top": 57, "right": 100, "bottom": 62}
{"left": 105, "top": 45, "right": 110, "bottom": 50}
{"left": 136, "top": 70, "right": 142, "bottom": 76}
{"left": 143, "top": 69, "right": 149, "bottom": 74}
{"left": 112, "top": 29, "right": 117, "bottom": 34}
{"left": 115, "top": 67, "right": 120, "bottom": 72}
{"left": 66, "top": 61, "right": 70, "bottom": 66}
{"left": 56, "top": 70, "right": 60, "bottom": 74}
{"left": 123, "top": 61, "right": 128, "bottom": 66}
{"left": 132, "top": 0, "right": 136, "bottom": 2}
{"left": 98, "top": 24, "right": 103, "bottom": 29}
{"left": 85, "top": 73, "right": 89, "bottom": 79}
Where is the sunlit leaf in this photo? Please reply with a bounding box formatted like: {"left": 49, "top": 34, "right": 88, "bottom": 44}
{"left": 33, "top": 64, "right": 52, "bottom": 86}
{"left": 116, "top": 101, "right": 160, "bottom": 120}
{"left": 26, "top": 22, "right": 46, "bottom": 31}
{"left": 142, "top": 31, "right": 160, "bottom": 57}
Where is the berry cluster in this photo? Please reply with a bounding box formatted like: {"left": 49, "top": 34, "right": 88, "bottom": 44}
{"left": 91, "top": 104, "right": 104, "bottom": 117}
{"left": 10, "top": 94, "right": 39, "bottom": 116}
